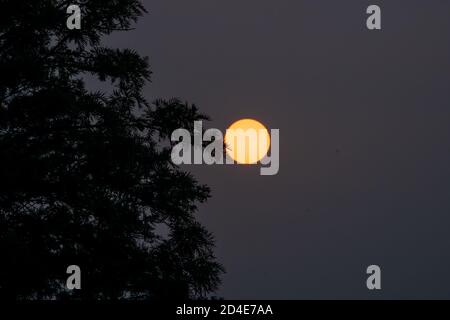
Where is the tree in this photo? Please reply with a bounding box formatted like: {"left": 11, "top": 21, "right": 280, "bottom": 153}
{"left": 0, "top": 0, "right": 223, "bottom": 300}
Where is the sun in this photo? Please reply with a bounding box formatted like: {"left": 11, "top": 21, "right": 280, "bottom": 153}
{"left": 225, "top": 119, "right": 271, "bottom": 164}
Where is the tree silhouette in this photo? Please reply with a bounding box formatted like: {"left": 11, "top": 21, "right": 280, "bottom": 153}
{"left": 0, "top": 0, "right": 223, "bottom": 300}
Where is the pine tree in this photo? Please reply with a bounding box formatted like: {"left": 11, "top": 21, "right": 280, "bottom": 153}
{"left": 0, "top": 0, "right": 223, "bottom": 300}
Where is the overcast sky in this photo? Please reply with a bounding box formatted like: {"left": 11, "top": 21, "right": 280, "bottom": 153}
{"left": 103, "top": 0, "right": 450, "bottom": 298}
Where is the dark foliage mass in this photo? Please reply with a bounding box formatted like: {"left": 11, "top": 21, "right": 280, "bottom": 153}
{"left": 0, "top": 0, "right": 223, "bottom": 300}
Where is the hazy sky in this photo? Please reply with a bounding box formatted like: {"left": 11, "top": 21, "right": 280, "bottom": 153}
{"left": 103, "top": 0, "right": 450, "bottom": 298}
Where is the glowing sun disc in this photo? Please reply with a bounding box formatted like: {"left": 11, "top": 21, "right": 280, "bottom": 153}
{"left": 225, "top": 119, "right": 271, "bottom": 164}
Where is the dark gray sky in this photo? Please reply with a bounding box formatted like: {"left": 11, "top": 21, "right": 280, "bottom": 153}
{"left": 105, "top": 0, "right": 450, "bottom": 299}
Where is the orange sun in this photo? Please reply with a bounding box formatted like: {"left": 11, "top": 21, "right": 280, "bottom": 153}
{"left": 224, "top": 119, "right": 271, "bottom": 164}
